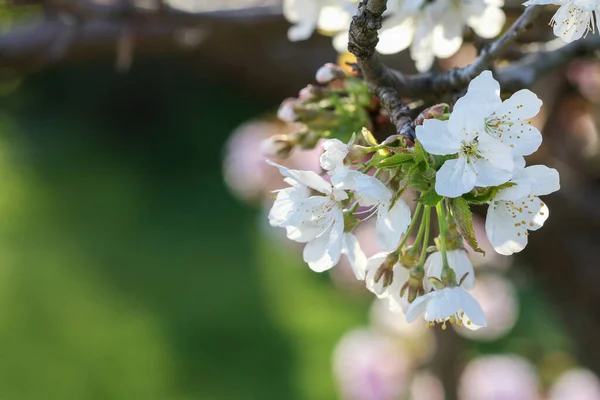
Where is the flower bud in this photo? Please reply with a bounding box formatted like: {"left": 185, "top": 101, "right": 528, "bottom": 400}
{"left": 347, "top": 145, "right": 369, "bottom": 162}
{"left": 277, "top": 98, "right": 299, "bottom": 122}
{"left": 315, "top": 63, "right": 345, "bottom": 84}
{"left": 414, "top": 103, "right": 450, "bottom": 126}
{"left": 298, "top": 84, "right": 324, "bottom": 102}
{"left": 260, "top": 134, "right": 295, "bottom": 158}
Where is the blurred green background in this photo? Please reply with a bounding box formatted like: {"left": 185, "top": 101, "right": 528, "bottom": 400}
{"left": 0, "top": 58, "right": 374, "bottom": 400}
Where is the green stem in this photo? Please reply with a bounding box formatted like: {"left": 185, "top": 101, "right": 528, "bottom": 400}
{"left": 396, "top": 203, "right": 423, "bottom": 251}
{"left": 412, "top": 207, "right": 428, "bottom": 250}
{"left": 373, "top": 169, "right": 382, "bottom": 178}
{"left": 348, "top": 201, "right": 360, "bottom": 213}
{"left": 418, "top": 207, "right": 431, "bottom": 265}
{"left": 435, "top": 201, "right": 450, "bottom": 270}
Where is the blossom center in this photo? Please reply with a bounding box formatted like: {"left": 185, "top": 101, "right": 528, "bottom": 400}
{"left": 426, "top": 311, "right": 471, "bottom": 330}
{"left": 459, "top": 140, "right": 482, "bottom": 161}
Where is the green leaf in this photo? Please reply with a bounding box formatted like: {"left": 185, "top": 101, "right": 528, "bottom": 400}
{"left": 408, "top": 172, "right": 430, "bottom": 192}
{"left": 449, "top": 197, "right": 485, "bottom": 255}
{"left": 462, "top": 182, "right": 516, "bottom": 204}
{"left": 413, "top": 140, "right": 430, "bottom": 168}
{"left": 420, "top": 188, "right": 443, "bottom": 206}
{"left": 377, "top": 153, "right": 414, "bottom": 168}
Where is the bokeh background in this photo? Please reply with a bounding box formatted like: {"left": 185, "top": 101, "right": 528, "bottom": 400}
{"left": 1, "top": 0, "right": 600, "bottom": 399}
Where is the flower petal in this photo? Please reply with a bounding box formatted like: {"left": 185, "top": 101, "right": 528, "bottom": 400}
{"left": 447, "top": 249, "right": 475, "bottom": 290}
{"left": 485, "top": 200, "right": 529, "bottom": 255}
{"left": 495, "top": 89, "right": 543, "bottom": 122}
{"left": 353, "top": 174, "right": 393, "bottom": 206}
{"left": 267, "top": 160, "right": 332, "bottom": 195}
{"left": 376, "top": 199, "right": 412, "bottom": 251}
{"left": 320, "top": 139, "right": 349, "bottom": 172}
{"left": 435, "top": 157, "right": 478, "bottom": 198}
{"left": 468, "top": 5, "right": 505, "bottom": 38}
{"left": 406, "top": 291, "right": 434, "bottom": 322}
{"left": 377, "top": 14, "right": 415, "bottom": 54}
{"left": 303, "top": 208, "right": 345, "bottom": 271}
{"left": 341, "top": 233, "right": 368, "bottom": 280}
{"left": 432, "top": 10, "right": 464, "bottom": 59}
{"left": 416, "top": 119, "right": 461, "bottom": 155}
{"left": 527, "top": 165, "right": 561, "bottom": 196}
{"left": 364, "top": 253, "right": 390, "bottom": 297}
{"left": 457, "top": 288, "right": 487, "bottom": 329}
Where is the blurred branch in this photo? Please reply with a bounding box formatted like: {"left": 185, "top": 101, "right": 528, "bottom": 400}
{"left": 498, "top": 34, "right": 600, "bottom": 90}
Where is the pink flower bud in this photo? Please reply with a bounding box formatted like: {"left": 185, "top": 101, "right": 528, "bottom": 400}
{"left": 315, "top": 63, "right": 345, "bottom": 84}
{"left": 277, "top": 98, "right": 299, "bottom": 122}
{"left": 260, "top": 134, "right": 294, "bottom": 158}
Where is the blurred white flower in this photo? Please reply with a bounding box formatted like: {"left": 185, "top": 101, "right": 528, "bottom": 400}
{"left": 378, "top": 0, "right": 505, "bottom": 72}
{"left": 454, "top": 274, "right": 519, "bottom": 341}
{"left": 283, "top": 0, "right": 357, "bottom": 42}
{"left": 548, "top": 368, "right": 600, "bottom": 400}
{"left": 333, "top": 329, "right": 411, "bottom": 400}
{"left": 458, "top": 355, "right": 541, "bottom": 400}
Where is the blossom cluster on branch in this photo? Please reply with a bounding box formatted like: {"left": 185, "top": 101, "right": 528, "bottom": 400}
{"left": 265, "top": 66, "right": 560, "bottom": 330}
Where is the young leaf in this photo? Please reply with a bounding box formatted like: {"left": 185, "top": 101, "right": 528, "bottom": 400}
{"left": 449, "top": 197, "right": 485, "bottom": 255}
{"left": 421, "top": 187, "right": 443, "bottom": 206}
{"left": 377, "top": 153, "right": 414, "bottom": 168}
{"left": 413, "top": 140, "right": 430, "bottom": 168}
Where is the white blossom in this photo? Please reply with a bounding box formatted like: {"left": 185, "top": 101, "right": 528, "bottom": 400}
{"left": 377, "top": 0, "right": 505, "bottom": 72}
{"left": 416, "top": 117, "right": 514, "bottom": 198}
{"left": 406, "top": 286, "right": 487, "bottom": 329}
{"left": 267, "top": 160, "right": 366, "bottom": 274}
{"left": 450, "top": 71, "right": 543, "bottom": 156}
{"left": 524, "top": 0, "right": 599, "bottom": 43}
{"left": 283, "top": 0, "right": 356, "bottom": 42}
{"left": 485, "top": 164, "right": 560, "bottom": 255}
{"left": 320, "top": 138, "right": 349, "bottom": 174}
{"left": 338, "top": 172, "right": 412, "bottom": 251}
{"left": 364, "top": 253, "right": 410, "bottom": 313}
{"left": 424, "top": 249, "right": 475, "bottom": 291}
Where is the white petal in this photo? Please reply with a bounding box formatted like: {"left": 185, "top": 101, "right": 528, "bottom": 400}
{"left": 416, "top": 119, "right": 461, "bottom": 155}
{"left": 317, "top": 5, "right": 352, "bottom": 32}
{"left": 425, "top": 288, "right": 461, "bottom": 321}
{"left": 341, "top": 233, "right": 368, "bottom": 280}
{"left": 267, "top": 160, "right": 333, "bottom": 195}
{"left": 333, "top": 32, "right": 349, "bottom": 52}
{"left": 552, "top": 3, "right": 593, "bottom": 43}
{"left": 432, "top": 11, "right": 464, "bottom": 58}
{"left": 468, "top": 5, "right": 506, "bottom": 38}
{"left": 423, "top": 251, "right": 443, "bottom": 292}
{"left": 364, "top": 253, "right": 390, "bottom": 297}
{"left": 475, "top": 134, "right": 514, "bottom": 187}
{"left": 447, "top": 249, "right": 475, "bottom": 290}
{"left": 406, "top": 291, "right": 434, "bottom": 322}
{"left": 411, "top": 14, "right": 436, "bottom": 72}
{"left": 456, "top": 288, "right": 487, "bottom": 329}
{"left": 353, "top": 174, "right": 393, "bottom": 206}
{"left": 435, "top": 157, "right": 478, "bottom": 198}
{"left": 496, "top": 122, "right": 542, "bottom": 156}
{"left": 268, "top": 186, "right": 310, "bottom": 226}
{"left": 485, "top": 201, "right": 529, "bottom": 255}
{"left": 320, "top": 139, "right": 349, "bottom": 172}
{"left": 495, "top": 89, "right": 543, "bottom": 121}
{"left": 526, "top": 165, "right": 561, "bottom": 196}
{"left": 449, "top": 71, "right": 502, "bottom": 136}
{"left": 386, "top": 263, "right": 410, "bottom": 313}
{"left": 376, "top": 199, "right": 412, "bottom": 251}
{"left": 377, "top": 15, "right": 415, "bottom": 55}
{"left": 303, "top": 208, "right": 345, "bottom": 271}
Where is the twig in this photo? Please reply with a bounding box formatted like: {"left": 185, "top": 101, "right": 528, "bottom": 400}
{"left": 347, "top": 0, "right": 414, "bottom": 139}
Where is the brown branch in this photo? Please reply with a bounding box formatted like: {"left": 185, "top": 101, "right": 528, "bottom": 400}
{"left": 347, "top": 0, "right": 414, "bottom": 139}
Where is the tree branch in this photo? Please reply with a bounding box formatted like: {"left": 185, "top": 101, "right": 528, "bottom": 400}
{"left": 348, "top": 0, "right": 414, "bottom": 139}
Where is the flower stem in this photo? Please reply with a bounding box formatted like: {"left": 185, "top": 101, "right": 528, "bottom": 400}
{"left": 396, "top": 203, "right": 423, "bottom": 251}
{"left": 418, "top": 207, "right": 431, "bottom": 265}
{"left": 435, "top": 201, "right": 450, "bottom": 270}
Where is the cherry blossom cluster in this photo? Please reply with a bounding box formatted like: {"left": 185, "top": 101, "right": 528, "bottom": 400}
{"left": 266, "top": 70, "right": 560, "bottom": 330}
